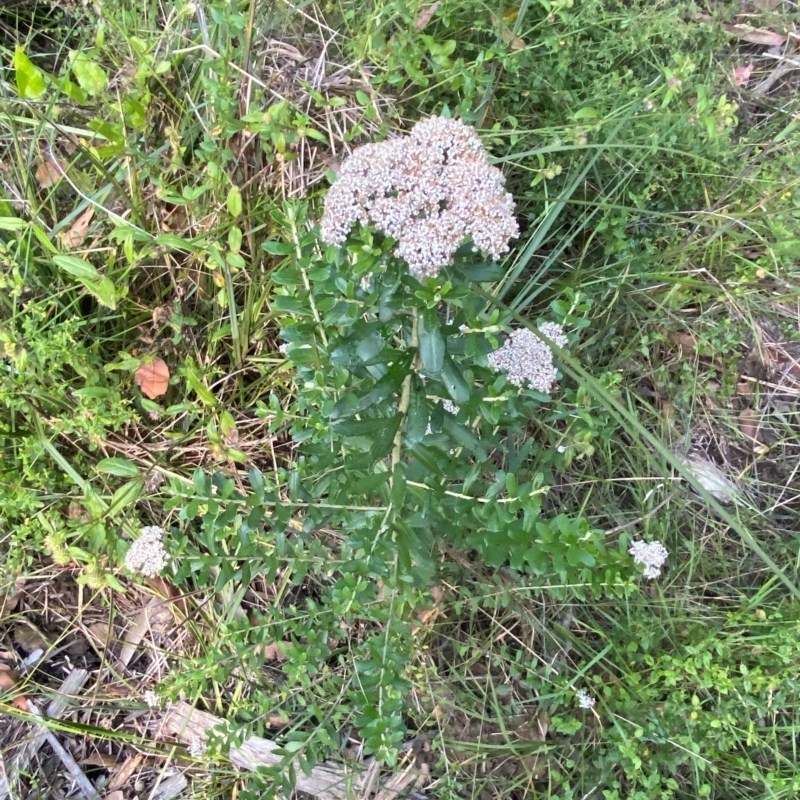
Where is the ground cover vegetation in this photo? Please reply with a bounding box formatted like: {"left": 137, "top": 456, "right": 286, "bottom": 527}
{"left": 1, "top": 0, "right": 799, "bottom": 798}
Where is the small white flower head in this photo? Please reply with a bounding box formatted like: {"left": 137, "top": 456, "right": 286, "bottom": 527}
{"left": 487, "top": 322, "right": 567, "bottom": 393}
{"left": 629, "top": 539, "right": 669, "bottom": 579}
{"left": 144, "top": 690, "right": 161, "bottom": 709}
{"left": 576, "top": 689, "right": 595, "bottom": 710}
{"left": 320, "top": 116, "right": 519, "bottom": 278}
{"left": 125, "top": 525, "right": 168, "bottom": 578}
{"left": 441, "top": 399, "right": 460, "bottom": 415}
{"left": 188, "top": 736, "right": 207, "bottom": 758}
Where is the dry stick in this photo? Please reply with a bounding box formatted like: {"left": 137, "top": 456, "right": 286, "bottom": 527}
{"left": 0, "top": 668, "right": 90, "bottom": 800}
{"left": 162, "top": 702, "right": 427, "bottom": 800}
{"left": 163, "top": 701, "right": 361, "bottom": 800}
{"left": 26, "top": 700, "right": 100, "bottom": 800}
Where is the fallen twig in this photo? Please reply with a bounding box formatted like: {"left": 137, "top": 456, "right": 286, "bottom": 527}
{"left": 162, "top": 701, "right": 428, "bottom": 800}
{"left": 27, "top": 699, "right": 100, "bottom": 800}
{"left": 163, "top": 701, "right": 362, "bottom": 799}
{"left": 0, "top": 668, "right": 90, "bottom": 800}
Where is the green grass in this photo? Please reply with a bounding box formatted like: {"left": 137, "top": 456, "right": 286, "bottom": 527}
{"left": 1, "top": 0, "right": 800, "bottom": 798}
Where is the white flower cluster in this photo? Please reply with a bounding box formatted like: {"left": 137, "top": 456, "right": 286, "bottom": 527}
{"left": 125, "top": 525, "right": 168, "bottom": 578}
{"left": 576, "top": 689, "right": 596, "bottom": 709}
{"left": 143, "top": 690, "right": 161, "bottom": 709}
{"left": 441, "top": 398, "right": 460, "bottom": 415}
{"left": 487, "top": 322, "right": 567, "bottom": 393}
{"left": 320, "top": 116, "right": 519, "bottom": 278}
{"left": 629, "top": 539, "right": 669, "bottom": 579}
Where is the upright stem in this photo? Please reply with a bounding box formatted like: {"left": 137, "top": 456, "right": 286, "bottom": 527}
{"left": 390, "top": 308, "right": 419, "bottom": 474}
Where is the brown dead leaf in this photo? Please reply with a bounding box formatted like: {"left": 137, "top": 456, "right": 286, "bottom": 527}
{"left": 733, "top": 63, "right": 754, "bottom": 86}
{"left": 35, "top": 157, "right": 67, "bottom": 188}
{"left": 0, "top": 664, "right": 27, "bottom": 710}
{"left": 85, "top": 621, "right": 112, "bottom": 650}
{"left": 108, "top": 753, "right": 144, "bottom": 792}
{"left": 61, "top": 207, "right": 95, "bottom": 249}
{"left": 413, "top": 586, "right": 445, "bottom": 633}
{"left": 692, "top": 13, "right": 787, "bottom": 45}
{"left": 105, "top": 792, "right": 125, "bottom": 800}
{"left": 13, "top": 621, "right": 51, "bottom": 653}
{"left": 669, "top": 331, "right": 699, "bottom": 352}
{"left": 739, "top": 410, "right": 776, "bottom": 447}
{"left": 753, "top": 0, "right": 784, "bottom": 8}
{"left": 490, "top": 12, "right": 526, "bottom": 50}
{"left": 722, "top": 22, "right": 786, "bottom": 46}
{"left": 739, "top": 409, "right": 762, "bottom": 444}
{"left": 80, "top": 752, "right": 121, "bottom": 769}
{"left": 0, "top": 664, "right": 20, "bottom": 693}
{"left": 135, "top": 357, "right": 170, "bottom": 399}
{"left": 260, "top": 641, "right": 289, "bottom": 662}
{"left": 152, "top": 305, "right": 172, "bottom": 326}
{"left": 414, "top": 2, "right": 439, "bottom": 31}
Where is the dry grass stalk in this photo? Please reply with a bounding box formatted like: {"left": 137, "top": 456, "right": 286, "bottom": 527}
{"left": 0, "top": 668, "right": 90, "bottom": 800}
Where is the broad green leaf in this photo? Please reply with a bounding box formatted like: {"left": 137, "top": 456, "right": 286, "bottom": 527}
{"left": 56, "top": 75, "right": 87, "bottom": 104}
{"left": 13, "top": 47, "right": 46, "bottom": 99}
{"left": 53, "top": 254, "right": 99, "bottom": 281}
{"left": 441, "top": 354, "right": 470, "bottom": 403}
{"left": 108, "top": 479, "right": 143, "bottom": 516}
{"left": 0, "top": 217, "right": 26, "bottom": 231}
{"left": 227, "top": 186, "right": 243, "bottom": 218}
{"left": 85, "top": 277, "right": 117, "bottom": 309}
{"left": 71, "top": 52, "right": 108, "bottom": 95}
{"left": 572, "top": 106, "right": 600, "bottom": 120}
{"left": 405, "top": 380, "right": 429, "bottom": 445}
{"left": 263, "top": 241, "right": 294, "bottom": 255}
{"left": 418, "top": 308, "right": 445, "bottom": 375}
{"left": 96, "top": 457, "right": 141, "bottom": 478}
{"left": 454, "top": 261, "right": 505, "bottom": 282}
{"left": 333, "top": 414, "right": 400, "bottom": 436}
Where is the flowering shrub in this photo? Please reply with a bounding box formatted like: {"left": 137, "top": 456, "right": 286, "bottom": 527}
{"left": 272, "top": 117, "right": 630, "bottom": 593}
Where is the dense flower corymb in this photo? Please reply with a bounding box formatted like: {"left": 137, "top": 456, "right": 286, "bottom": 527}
{"left": 487, "top": 322, "right": 567, "bottom": 393}
{"left": 320, "top": 116, "right": 519, "bottom": 278}
{"left": 125, "top": 525, "right": 168, "bottom": 578}
{"left": 629, "top": 539, "right": 669, "bottom": 579}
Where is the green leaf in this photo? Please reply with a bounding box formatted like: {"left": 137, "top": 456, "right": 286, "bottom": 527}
{"left": 108, "top": 479, "right": 143, "bottom": 516}
{"left": 333, "top": 414, "right": 400, "bottom": 436}
{"left": 227, "top": 186, "right": 243, "bottom": 218}
{"left": 348, "top": 470, "right": 391, "bottom": 497}
{"left": 182, "top": 359, "right": 217, "bottom": 406}
{"left": 84, "top": 277, "right": 117, "bottom": 309}
{"left": 405, "top": 380, "right": 429, "bottom": 445}
{"left": 71, "top": 52, "right": 108, "bottom": 95}
{"left": 0, "top": 217, "right": 26, "bottom": 231}
{"left": 572, "top": 106, "right": 600, "bottom": 120}
{"left": 454, "top": 261, "right": 505, "bottom": 282}
{"left": 56, "top": 75, "right": 88, "bottom": 104}
{"left": 97, "top": 458, "right": 141, "bottom": 478}
{"left": 441, "top": 354, "right": 470, "bottom": 403}
{"left": 13, "top": 47, "right": 46, "bottom": 99}
{"left": 263, "top": 241, "right": 294, "bottom": 255}
{"left": 53, "top": 255, "right": 117, "bottom": 309}
{"left": 418, "top": 309, "right": 445, "bottom": 375}
{"left": 53, "top": 254, "right": 100, "bottom": 281}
